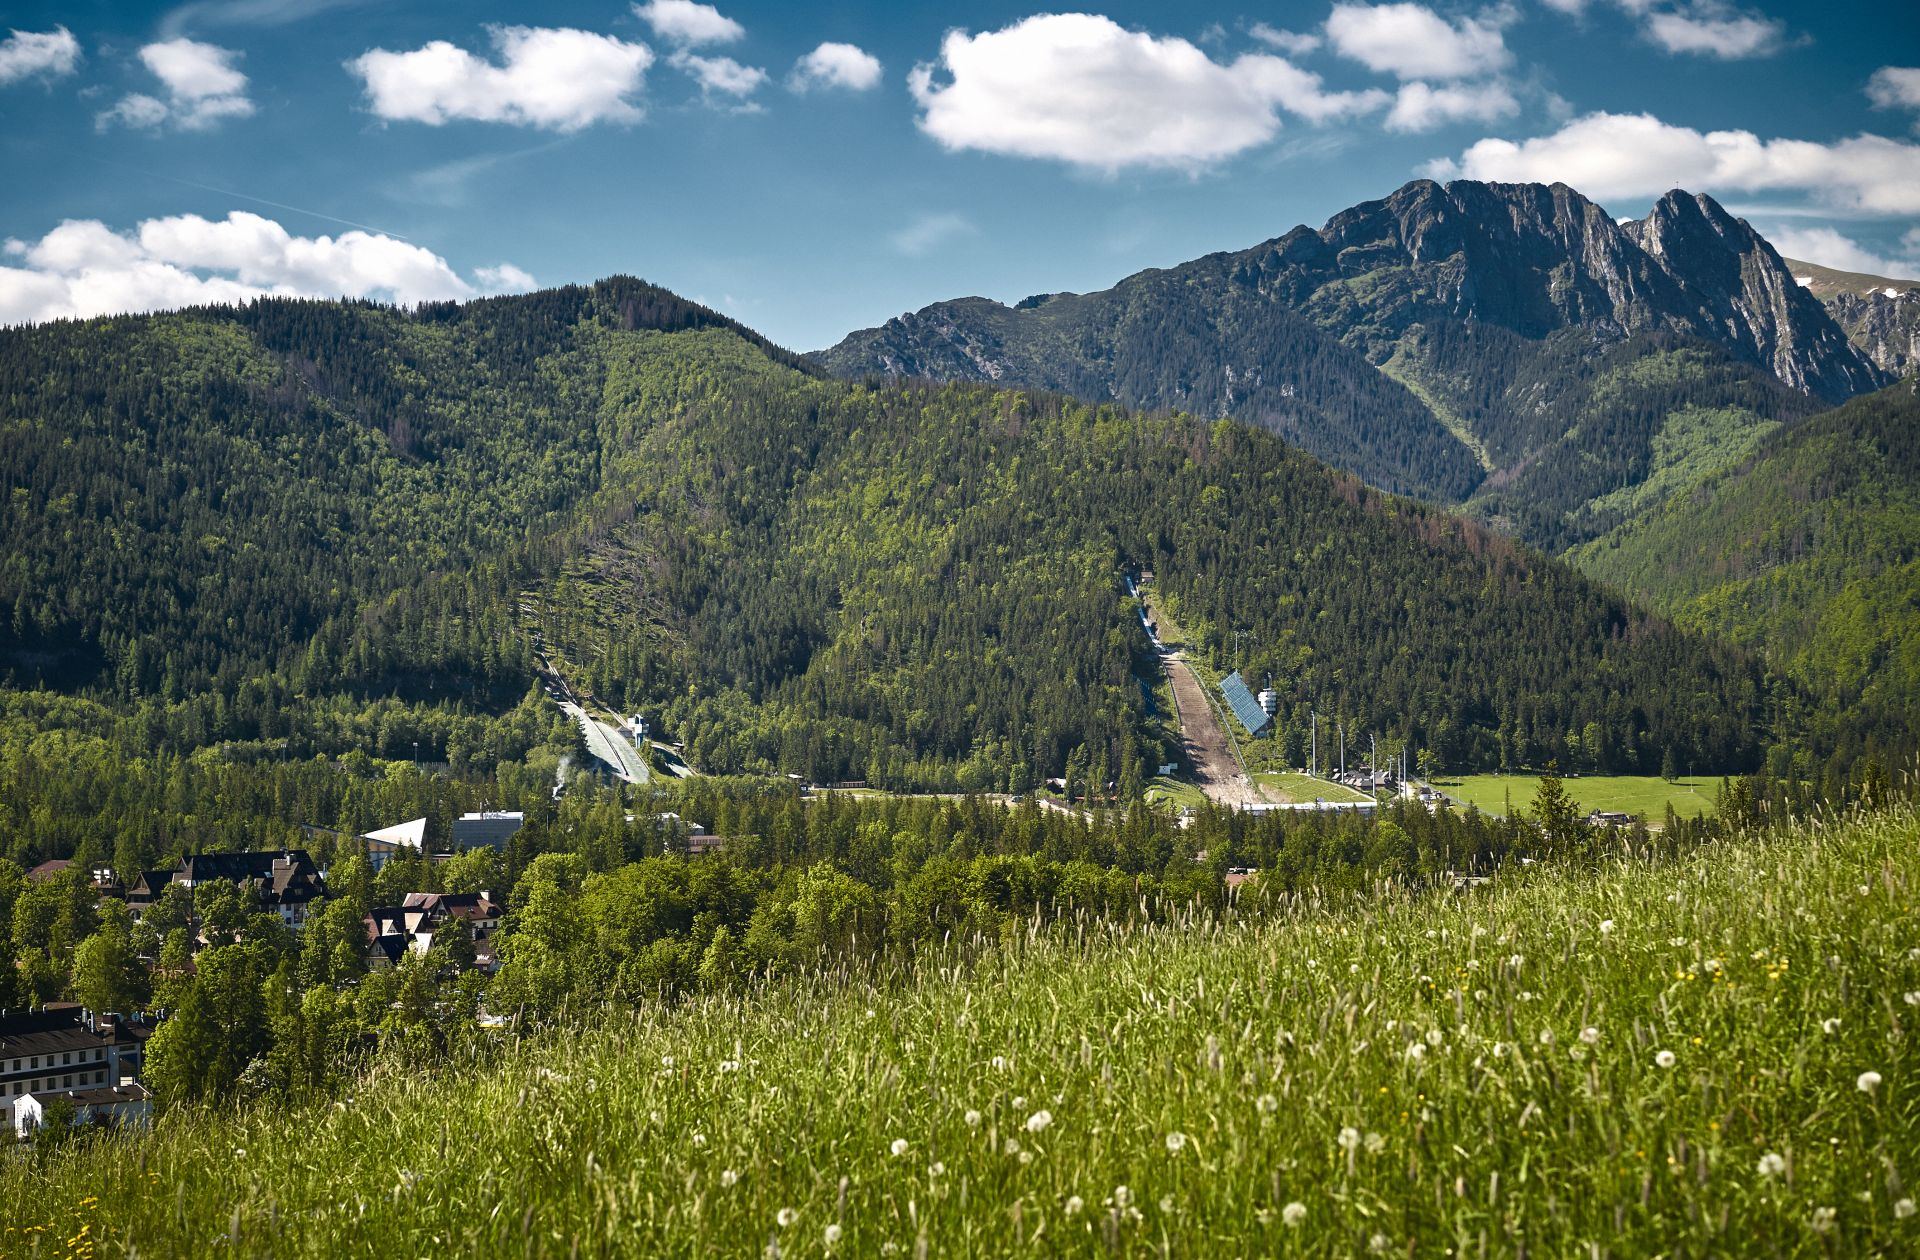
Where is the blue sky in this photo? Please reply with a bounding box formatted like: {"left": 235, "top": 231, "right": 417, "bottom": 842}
{"left": 2, "top": 0, "right": 1917, "bottom": 349}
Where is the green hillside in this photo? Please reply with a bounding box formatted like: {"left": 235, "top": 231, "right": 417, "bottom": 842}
{"left": 0, "top": 285, "right": 1773, "bottom": 792}
{"left": 7, "top": 804, "right": 1916, "bottom": 1257}
{"left": 1572, "top": 377, "right": 1920, "bottom": 758}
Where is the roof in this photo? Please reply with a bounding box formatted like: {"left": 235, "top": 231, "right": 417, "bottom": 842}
{"left": 0, "top": 1010, "right": 127, "bottom": 1059}
{"left": 1219, "top": 671, "right": 1272, "bottom": 737}
{"left": 24, "top": 859, "right": 72, "bottom": 883}
{"left": 363, "top": 818, "right": 427, "bottom": 849}
{"left": 26, "top": 1082, "right": 151, "bottom": 1107}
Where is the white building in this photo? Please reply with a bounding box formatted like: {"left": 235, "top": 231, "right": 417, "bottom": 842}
{"left": 13, "top": 1082, "right": 151, "bottom": 1139}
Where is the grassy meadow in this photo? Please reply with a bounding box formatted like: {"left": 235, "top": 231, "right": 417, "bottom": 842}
{"left": 1256, "top": 772, "right": 1377, "bottom": 804}
{"left": 1438, "top": 774, "right": 1726, "bottom": 822}
{"left": 4, "top": 807, "right": 1917, "bottom": 1257}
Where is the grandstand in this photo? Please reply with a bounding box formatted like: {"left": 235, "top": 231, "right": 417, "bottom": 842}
{"left": 1219, "top": 671, "right": 1271, "bottom": 738}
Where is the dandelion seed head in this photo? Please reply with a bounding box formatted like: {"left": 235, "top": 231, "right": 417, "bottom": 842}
{"left": 1758, "top": 1153, "right": 1786, "bottom": 1178}
{"left": 1858, "top": 1071, "right": 1883, "bottom": 1093}
{"left": 1025, "top": 1110, "right": 1053, "bottom": 1133}
{"left": 776, "top": 1207, "right": 798, "bottom": 1228}
{"left": 720, "top": 1169, "right": 739, "bottom": 1188}
{"left": 1895, "top": 1198, "right": 1915, "bottom": 1219}
{"left": 1256, "top": 1093, "right": 1279, "bottom": 1114}
{"left": 824, "top": 1223, "right": 842, "bottom": 1247}
{"left": 1656, "top": 1050, "right": 1677, "bottom": 1069}
{"left": 1338, "top": 1126, "right": 1362, "bottom": 1150}
{"left": 1822, "top": 1018, "right": 1841, "bottom": 1034}
{"left": 1811, "top": 1206, "right": 1837, "bottom": 1234}
{"left": 1064, "top": 1195, "right": 1084, "bottom": 1216}
{"left": 1282, "top": 1201, "right": 1307, "bottom": 1227}
{"left": 1599, "top": 919, "right": 1615, "bottom": 935}
{"left": 890, "top": 1138, "right": 909, "bottom": 1157}
{"left": 1165, "top": 1131, "right": 1188, "bottom": 1154}
{"left": 964, "top": 1109, "right": 982, "bottom": 1128}
{"left": 1580, "top": 1027, "right": 1600, "bottom": 1045}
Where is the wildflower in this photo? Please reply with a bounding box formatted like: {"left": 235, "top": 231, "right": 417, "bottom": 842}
{"left": 718, "top": 1059, "right": 740, "bottom": 1073}
{"left": 1113, "top": 1185, "right": 1132, "bottom": 1208}
{"left": 1338, "top": 1126, "right": 1362, "bottom": 1151}
{"left": 692, "top": 1133, "right": 707, "bottom": 1148}
{"left": 1905, "top": 992, "right": 1920, "bottom": 1007}
{"left": 1492, "top": 1041, "right": 1508, "bottom": 1058}
{"left": 1580, "top": 1027, "right": 1601, "bottom": 1045}
{"left": 964, "top": 1109, "right": 982, "bottom": 1128}
{"left": 721, "top": 1169, "right": 739, "bottom": 1188}
{"left": 1822, "top": 1018, "right": 1841, "bottom": 1034}
{"left": 890, "top": 1138, "right": 910, "bottom": 1157}
{"left": 1811, "top": 1206, "right": 1837, "bottom": 1234}
{"left": 1004, "top": 1137, "right": 1022, "bottom": 1156}
{"left": 929, "top": 1162, "right": 945, "bottom": 1177}
{"left": 1364, "top": 1132, "right": 1387, "bottom": 1154}
{"left": 1064, "top": 1195, "right": 1084, "bottom": 1216}
{"left": 1369, "top": 1234, "right": 1392, "bottom": 1253}
{"left": 1758, "top": 1153, "right": 1786, "bottom": 1178}
{"left": 1012, "top": 1096, "right": 1026, "bottom": 1111}
{"left": 1282, "top": 1201, "right": 1307, "bottom": 1227}
{"left": 1256, "top": 1093, "right": 1279, "bottom": 1114}
{"left": 1426, "top": 1028, "right": 1444, "bottom": 1047}
{"left": 1407, "top": 1043, "right": 1426, "bottom": 1060}
{"left": 992, "top": 1055, "right": 1007, "bottom": 1071}
{"left": 1670, "top": 936, "right": 1687, "bottom": 947}
{"left": 1166, "top": 1131, "right": 1188, "bottom": 1154}
{"left": 1019, "top": 1149, "right": 1033, "bottom": 1165}
{"left": 1704, "top": 959, "right": 1722, "bottom": 973}
{"left": 661, "top": 1054, "right": 675, "bottom": 1069}
{"left": 1599, "top": 919, "right": 1615, "bottom": 935}
{"left": 1025, "top": 1110, "right": 1053, "bottom": 1134}
{"left": 1538, "top": 1030, "right": 1554, "bottom": 1046}
{"left": 824, "top": 1223, "right": 842, "bottom": 1247}
{"left": 1858, "top": 1071, "right": 1883, "bottom": 1094}
{"left": 1159, "top": 1194, "right": 1175, "bottom": 1214}
{"left": 1895, "top": 1198, "right": 1915, "bottom": 1219}
{"left": 776, "top": 1208, "right": 798, "bottom": 1228}
{"left": 1655, "top": 1050, "right": 1677, "bottom": 1069}
{"left": 1508, "top": 954, "right": 1525, "bottom": 969}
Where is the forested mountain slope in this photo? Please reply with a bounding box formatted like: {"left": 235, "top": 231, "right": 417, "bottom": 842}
{"left": 1572, "top": 376, "right": 1920, "bottom": 758}
{"left": 820, "top": 180, "right": 1883, "bottom": 550}
{"left": 0, "top": 283, "right": 1771, "bottom": 790}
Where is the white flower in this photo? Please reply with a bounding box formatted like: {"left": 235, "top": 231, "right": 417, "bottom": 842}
{"left": 1580, "top": 1027, "right": 1600, "bottom": 1045}
{"left": 1004, "top": 1137, "right": 1021, "bottom": 1156}
{"left": 1012, "top": 1095, "right": 1026, "bottom": 1109}
{"left": 890, "top": 1138, "right": 909, "bottom": 1157}
{"left": 1895, "top": 1198, "right": 1915, "bottom": 1219}
{"left": 1158, "top": 1194, "right": 1175, "bottom": 1214}
{"left": 1758, "top": 1153, "right": 1786, "bottom": 1178}
{"left": 1492, "top": 1041, "right": 1508, "bottom": 1058}
{"left": 964, "top": 1109, "right": 982, "bottom": 1128}
{"left": 1704, "top": 959, "right": 1722, "bottom": 973}
{"left": 776, "top": 1207, "right": 798, "bottom": 1228}
{"left": 1811, "top": 1206, "right": 1837, "bottom": 1234}
{"left": 1508, "top": 954, "right": 1525, "bottom": 969}
{"left": 991, "top": 1055, "right": 1007, "bottom": 1071}
{"left": 1113, "top": 1185, "right": 1131, "bottom": 1208}
{"left": 1165, "top": 1131, "right": 1188, "bottom": 1154}
{"left": 1538, "top": 1030, "right": 1555, "bottom": 1046}
{"left": 691, "top": 1132, "right": 707, "bottom": 1148}
{"left": 1904, "top": 992, "right": 1920, "bottom": 1007}
{"left": 1064, "top": 1195, "right": 1084, "bottom": 1215}
{"left": 823, "top": 1223, "right": 842, "bottom": 1247}
{"left": 1822, "top": 1018, "right": 1841, "bottom": 1034}
{"left": 1599, "top": 919, "right": 1615, "bottom": 935}
{"left": 1282, "top": 1201, "right": 1307, "bottom": 1227}
{"left": 929, "top": 1161, "right": 945, "bottom": 1176}
{"left": 661, "top": 1054, "right": 675, "bottom": 1068}
{"left": 1858, "top": 1071, "right": 1883, "bottom": 1093}
{"left": 720, "top": 1169, "right": 739, "bottom": 1188}
{"left": 718, "top": 1059, "right": 740, "bottom": 1073}
{"left": 1407, "top": 1043, "right": 1426, "bottom": 1060}
{"left": 1426, "top": 1028, "right": 1444, "bottom": 1047}
{"left": 1655, "top": 1050, "right": 1677, "bottom": 1069}
{"left": 1256, "top": 1093, "right": 1279, "bottom": 1114}
{"left": 1364, "top": 1132, "right": 1386, "bottom": 1154}
{"left": 1369, "top": 1233, "right": 1391, "bottom": 1253}
{"left": 1025, "top": 1110, "right": 1053, "bottom": 1134}
{"left": 1338, "top": 1126, "right": 1361, "bottom": 1151}
{"left": 1670, "top": 936, "right": 1688, "bottom": 947}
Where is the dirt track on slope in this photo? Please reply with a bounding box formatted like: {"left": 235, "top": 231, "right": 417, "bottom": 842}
{"left": 1162, "top": 653, "right": 1265, "bottom": 807}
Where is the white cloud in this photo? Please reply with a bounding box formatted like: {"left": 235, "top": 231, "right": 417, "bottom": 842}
{"left": 0, "top": 210, "right": 519, "bottom": 326}
{"left": 1643, "top": 4, "right": 1783, "bottom": 59}
{"left": 1387, "top": 80, "right": 1519, "bottom": 132}
{"left": 633, "top": 0, "right": 742, "bottom": 47}
{"left": 1426, "top": 112, "right": 1920, "bottom": 216}
{"left": 669, "top": 49, "right": 765, "bottom": 98}
{"left": 349, "top": 26, "right": 654, "bottom": 130}
{"left": 909, "top": 14, "right": 1387, "bottom": 173}
{"left": 1763, "top": 225, "right": 1919, "bottom": 280}
{"left": 890, "top": 212, "right": 976, "bottom": 257}
{"left": 1324, "top": 3, "right": 1511, "bottom": 80}
{"left": 475, "top": 262, "right": 538, "bottom": 292}
{"left": 1249, "top": 23, "right": 1321, "bottom": 56}
{"left": 0, "top": 26, "right": 81, "bottom": 84}
{"left": 789, "top": 41, "right": 882, "bottom": 92}
{"left": 100, "top": 38, "right": 255, "bottom": 130}
{"left": 1868, "top": 66, "right": 1920, "bottom": 115}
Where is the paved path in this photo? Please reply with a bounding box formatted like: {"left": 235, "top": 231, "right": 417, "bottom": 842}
{"left": 1161, "top": 651, "right": 1266, "bottom": 808}
{"left": 562, "top": 701, "right": 651, "bottom": 785}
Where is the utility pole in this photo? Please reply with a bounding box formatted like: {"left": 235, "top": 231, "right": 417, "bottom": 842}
{"left": 1310, "top": 710, "right": 1317, "bottom": 777}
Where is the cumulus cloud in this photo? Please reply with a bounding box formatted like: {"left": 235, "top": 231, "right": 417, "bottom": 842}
{"left": 909, "top": 14, "right": 1387, "bottom": 172}
{"left": 1249, "top": 23, "right": 1320, "bottom": 56}
{"left": 0, "top": 26, "right": 81, "bottom": 84}
{"left": 633, "top": 0, "right": 743, "bottom": 47}
{"left": 349, "top": 26, "right": 654, "bottom": 130}
{"left": 789, "top": 41, "right": 882, "bottom": 92}
{"left": 1387, "top": 80, "right": 1519, "bottom": 132}
{"left": 1425, "top": 111, "right": 1920, "bottom": 215}
{"left": 1868, "top": 66, "right": 1920, "bottom": 120}
{"left": 669, "top": 49, "right": 765, "bottom": 99}
{"left": 474, "top": 262, "right": 538, "bottom": 292}
{"left": 1764, "top": 225, "right": 1919, "bottom": 280}
{"left": 890, "top": 211, "right": 976, "bottom": 257}
{"left": 100, "top": 38, "right": 255, "bottom": 130}
{"left": 1642, "top": 3, "right": 1783, "bottom": 59}
{"left": 0, "top": 210, "right": 519, "bottom": 326}
{"left": 1324, "top": 3, "right": 1511, "bottom": 80}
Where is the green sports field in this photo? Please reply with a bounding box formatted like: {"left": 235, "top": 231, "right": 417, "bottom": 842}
{"left": 1256, "top": 771, "right": 1376, "bottom": 803}
{"left": 1435, "top": 773, "right": 1725, "bottom": 821}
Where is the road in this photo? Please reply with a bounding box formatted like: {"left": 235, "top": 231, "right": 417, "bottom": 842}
{"left": 1160, "top": 650, "right": 1267, "bottom": 808}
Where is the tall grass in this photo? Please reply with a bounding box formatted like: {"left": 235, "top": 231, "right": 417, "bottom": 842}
{"left": 5, "top": 806, "right": 1918, "bottom": 1257}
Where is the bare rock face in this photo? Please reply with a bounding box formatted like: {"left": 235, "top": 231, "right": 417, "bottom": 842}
{"left": 1825, "top": 289, "right": 1920, "bottom": 376}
